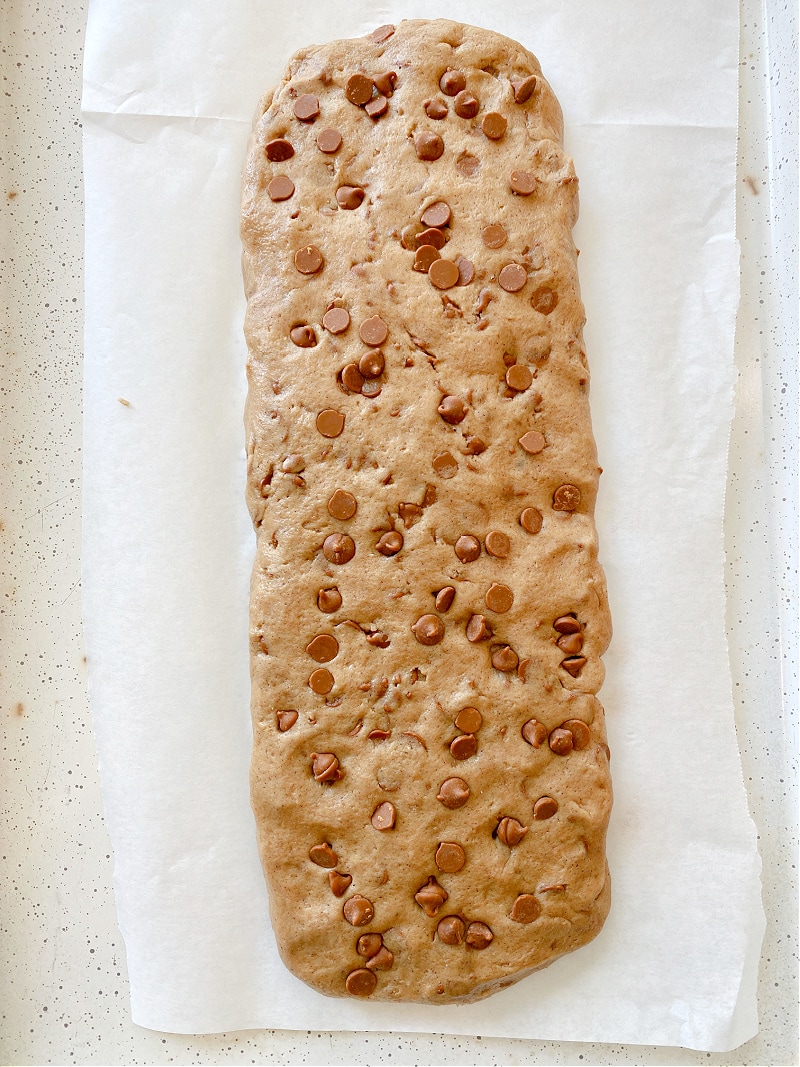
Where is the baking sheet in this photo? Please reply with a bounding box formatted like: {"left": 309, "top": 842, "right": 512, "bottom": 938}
{"left": 80, "top": 0, "right": 764, "bottom": 1050}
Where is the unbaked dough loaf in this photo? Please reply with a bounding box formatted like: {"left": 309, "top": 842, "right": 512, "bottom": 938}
{"left": 241, "top": 18, "right": 612, "bottom": 1004}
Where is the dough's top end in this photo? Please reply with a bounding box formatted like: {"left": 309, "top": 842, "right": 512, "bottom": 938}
{"left": 255, "top": 18, "right": 564, "bottom": 146}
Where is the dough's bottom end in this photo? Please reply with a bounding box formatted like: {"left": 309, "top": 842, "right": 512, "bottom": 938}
{"left": 277, "top": 874, "right": 611, "bottom": 1004}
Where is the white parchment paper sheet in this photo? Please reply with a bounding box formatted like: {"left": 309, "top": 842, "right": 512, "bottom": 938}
{"left": 81, "top": 0, "right": 764, "bottom": 1050}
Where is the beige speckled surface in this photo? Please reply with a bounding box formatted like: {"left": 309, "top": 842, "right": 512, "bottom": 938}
{"left": 243, "top": 18, "right": 610, "bottom": 1004}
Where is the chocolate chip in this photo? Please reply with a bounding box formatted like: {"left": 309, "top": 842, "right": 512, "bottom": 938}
{"left": 511, "top": 75, "right": 538, "bottom": 103}
{"left": 429, "top": 259, "right": 460, "bottom": 289}
{"left": 421, "top": 201, "right": 452, "bottom": 228}
{"left": 316, "top": 128, "right": 342, "bottom": 154}
{"left": 373, "top": 71, "right": 397, "bottom": 96}
{"left": 366, "top": 945, "right": 394, "bottom": 970}
{"left": 485, "top": 582, "right": 514, "bottom": 613}
{"left": 435, "top": 842, "right": 466, "bottom": 873}
{"left": 506, "top": 364, "right": 533, "bottom": 391}
{"left": 357, "top": 933, "right": 383, "bottom": 958}
{"left": 308, "top": 667, "right": 334, "bottom": 694}
{"left": 563, "top": 656, "right": 587, "bottom": 679}
{"left": 345, "top": 73, "right": 374, "bottom": 106}
{"left": 424, "top": 98, "right": 448, "bottom": 119}
{"left": 482, "top": 223, "right": 507, "bottom": 249}
{"left": 519, "top": 430, "right": 546, "bottom": 454}
{"left": 510, "top": 893, "right": 541, "bottom": 923}
{"left": 329, "top": 870, "right": 352, "bottom": 896}
{"left": 531, "top": 287, "right": 558, "bottom": 314}
{"left": 450, "top": 733, "right": 478, "bottom": 760}
{"left": 533, "top": 796, "right": 558, "bottom": 820}
{"left": 399, "top": 502, "right": 423, "bottom": 526}
{"left": 436, "top": 777, "right": 470, "bottom": 808}
{"left": 306, "top": 634, "right": 339, "bottom": 663}
{"left": 309, "top": 842, "right": 338, "bottom": 867}
{"left": 439, "top": 70, "right": 466, "bottom": 95}
{"left": 481, "top": 112, "right": 507, "bottom": 139}
{"left": 346, "top": 967, "right": 377, "bottom": 996}
{"left": 294, "top": 246, "right": 323, "bottom": 274}
{"left": 267, "top": 175, "right": 295, "bottom": 201}
{"left": 453, "top": 90, "right": 479, "bottom": 118}
{"left": 437, "top": 915, "right": 466, "bottom": 945}
{"left": 359, "top": 350, "right": 385, "bottom": 378}
{"left": 293, "top": 94, "right": 320, "bottom": 122}
{"left": 341, "top": 363, "right": 365, "bottom": 393}
{"left": 336, "top": 185, "right": 365, "bottom": 209}
{"left": 521, "top": 718, "right": 547, "bottom": 747}
{"left": 317, "top": 587, "right": 342, "bottom": 613}
{"left": 265, "top": 137, "right": 294, "bottom": 162}
{"left": 412, "top": 614, "right": 445, "bottom": 646}
{"left": 323, "top": 533, "right": 355, "bottom": 565}
{"left": 456, "top": 257, "right": 475, "bottom": 285}
{"left": 499, "top": 264, "right": 528, "bottom": 292}
{"left": 414, "top": 245, "right": 441, "bottom": 272}
{"left": 563, "top": 719, "right": 592, "bottom": 749}
{"left": 485, "top": 530, "right": 510, "bottom": 558}
{"left": 553, "top": 615, "right": 581, "bottom": 634}
{"left": 366, "top": 630, "right": 390, "bottom": 647}
{"left": 290, "top": 324, "right": 317, "bottom": 347}
{"left": 361, "top": 379, "right": 382, "bottom": 399}
{"left": 414, "top": 876, "right": 449, "bottom": 916}
{"left": 323, "top": 307, "right": 350, "bottom": 334}
{"left": 365, "top": 94, "right": 388, "bottom": 119}
{"left": 435, "top": 586, "right": 456, "bottom": 612}
{"left": 311, "top": 751, "right": 342, "bottom": 781}
{"left": 491, "top": 645, "right": 519, "bottom": 672}
{"left": 376, "top": 531, "right": 403, "bottom": 556}
{"left": 475, "top": 288, "right": 493, "bottom": 315}
{"left": 548, "top": 728, "right": 574, "bottom": 755}
{"left": 519, "top": 507, "right": 543, "bottom": 534}
{"left": 276, "top": 709, "right": 298, "bottom": 732}
{"left": 327, "top": 489, "right": 357, "bottom": 521}
{"left": 371, "top": 801, "right": 396, "bottom": 830}
{"left": 509, "top": 169, "right": 537, "bottom": 195}
{"left": 417, "top": 227, "right": 447, "bottom": 249}
{"left": 281, "top": 453, "right": 306, "bottom": 474}
{"left": 316, "top": 408, "right": 345, "bottom": 437}
{"left": 423, "top": 484, "right": 437, "bottom": 505}
{"left": 359, "top": 315, "right": 388, "bottom": 346}
{"left": 370, "top": 24, "right": 395, "bottom": 43}
{"left": 465, "top": 921, "right": 493, "bottom": 949}
{"left": 437, "top": 395, "right": 467, "bottom": 424}
{"left": 401, "top": 225, "right": 424, "bottom": 251}
{"left": 496, "top": 816, "right": 528, "bottom": 847}
{"left": 466, "top": 614, "right": 493, "bottom": 643}
{"left": 343, "top": 894, "right": 375, "bottom": 926}
{"left": 454, "top": 534, "right": 480, "bottom": 562}
{"left": 414, "top": 131, "right": 444, "bottom": 161}
{"left": 454, "top": 707, "right": 482, "bottom": 733}
{"left": 553, "top": 484, "right": 581, "bottom": 511}
{"left": 557, "top": 631, "right": 584, "bottom": 654}
{"left": 456, "top": 153, "right": 480, "bottom": 177}
{"left": 464, "top": 435, "right": 487, "bottom": 455}
{"left": 432, "top": 451, "right": 458, "bottom": 478}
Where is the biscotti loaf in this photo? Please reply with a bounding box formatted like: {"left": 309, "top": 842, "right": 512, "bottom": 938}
{"left": 241, "top": 18, "right": 612, "bottom": 1004}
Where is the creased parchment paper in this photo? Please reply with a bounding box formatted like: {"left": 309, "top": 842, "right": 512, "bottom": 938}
{"left": 81, "top": 0, "right": 764, "bottom": 1050}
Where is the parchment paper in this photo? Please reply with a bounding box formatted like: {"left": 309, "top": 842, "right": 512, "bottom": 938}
{"left": 81, "top": 0, "right": 764, "bottom": 1050}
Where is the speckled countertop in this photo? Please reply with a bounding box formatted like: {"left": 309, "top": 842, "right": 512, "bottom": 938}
{"left": 1, "top": 1, "right": 796, "bottom": 1065}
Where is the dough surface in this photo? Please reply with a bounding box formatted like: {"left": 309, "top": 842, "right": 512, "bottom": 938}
{"left": 242, "top": 18, "right": 612, "bottom": 1003}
